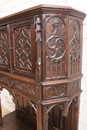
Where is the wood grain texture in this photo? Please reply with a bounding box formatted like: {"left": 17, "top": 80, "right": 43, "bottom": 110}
{"left": 0, "top": 4, "right": 85, "bottom": 130}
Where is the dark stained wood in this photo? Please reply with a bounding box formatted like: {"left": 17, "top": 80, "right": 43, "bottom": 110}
{"left": 0, "top": 110, "right": 36, "bottom": 130}
{"left": 0, "top": 4, "right": 86, "bottom": 130}
{"left": 0, "top": 91, "right": 2, "bottom": 125}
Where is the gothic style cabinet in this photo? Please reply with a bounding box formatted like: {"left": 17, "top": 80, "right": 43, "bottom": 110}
{"left": 0, "top": 5, "right": 86, "bottom": 130}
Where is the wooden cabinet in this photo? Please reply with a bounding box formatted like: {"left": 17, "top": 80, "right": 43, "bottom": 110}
{"left": 0, "top": 5, "right": 86, "bottom": 130}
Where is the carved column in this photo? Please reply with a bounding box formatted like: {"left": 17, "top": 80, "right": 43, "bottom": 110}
{"left": 42, "top": 105, "right": 48, "bottom": 130}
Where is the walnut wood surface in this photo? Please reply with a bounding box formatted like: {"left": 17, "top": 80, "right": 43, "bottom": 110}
{"left": 0, "top": 4, "right": 86, "bottom": 130}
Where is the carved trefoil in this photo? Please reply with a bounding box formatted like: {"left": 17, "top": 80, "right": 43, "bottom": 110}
{"left": 45, "top": 15, "right": 66, "bottom": 79}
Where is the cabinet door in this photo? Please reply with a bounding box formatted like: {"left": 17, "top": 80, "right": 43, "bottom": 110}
{"left": 0, "top": 26, "right": 10, "bottom": 71}
{"left": 11, "top": 19, "right": 36, "bottom": 78}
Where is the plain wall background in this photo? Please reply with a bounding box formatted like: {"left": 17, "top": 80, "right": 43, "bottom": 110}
{"left": 0, "top": 0, "right": 87, "bottom": 130}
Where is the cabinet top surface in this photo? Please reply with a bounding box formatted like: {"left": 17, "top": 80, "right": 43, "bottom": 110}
{"left": 0, "top": 4, "right": 86, "bottom": 25}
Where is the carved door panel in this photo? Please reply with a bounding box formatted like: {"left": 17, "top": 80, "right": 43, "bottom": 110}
{"left": 0, "top": 26, "right": 10, "bottom": 71}
{"left": 68, "top": 17, "right": 82, "bottom": 77}
{"left": 11, "top": 19, "right": 36, "bottom": 78}
{"left": 43, "top": 14, "right": 67, "bottom": 80}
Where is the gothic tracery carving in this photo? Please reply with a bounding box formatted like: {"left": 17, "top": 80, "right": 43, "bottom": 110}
{"left": 0, "top": 75, "right": 36, "bottom": 96}
{"left": 13, "top": 26, "right": 32, "bottom": 71}
{"left": 45, "top": 16, "right": 66, "bottom": 79}
{"left": 46, "top": 85, "right": 65, "bottom": 99}
{"left": 0, "top": 31, "right": 9, "bottom": 66}
{"left": 46, "top": 100, "right": 73, "bottom": 118}
{"left": 69, "top": 19, "right": 80, "bottom": 76}
{"left": 68, "top": 80, "right": 80, "bottom": 95}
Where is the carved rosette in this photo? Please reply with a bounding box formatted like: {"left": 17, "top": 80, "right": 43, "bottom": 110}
{"left": 45, "top": 15, "right": 66, "bottom": 79}
{"left": 0, "top": 75, "right": 36, "bottom": 97}
{"left": 69, "top": 19, "right": 80, "bottom": 76}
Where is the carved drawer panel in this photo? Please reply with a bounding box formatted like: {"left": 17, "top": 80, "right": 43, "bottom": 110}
{"left": 67, "top": 79, "right": 81, "bottom": 96}
{"left": 0, "top": 26, "right": 10, "bottom": 71}
{"left": 43, "top": 14, "right": 66, "bottom": 80}
{"left": 43, "top": 84, "right": 67, "bottom": 100}
{"left": 11, "top": 19, "right": 36, "bottom": 78}
{"left": 42, "top": 79, "right": 81, "bottom": 100}
{"left": 0, "top": 75, "right": 36, "bottom": 98}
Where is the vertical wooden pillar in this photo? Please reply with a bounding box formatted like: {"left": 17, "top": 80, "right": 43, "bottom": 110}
{"left": 37, "top": 105, "right": 48, "bottom": 130}
{"left": 42, "top": 105, "right": 48, "bottom": 130}
{"left": 0, "top": 90, "right": 2, "bottom": 125}
{"left": 37, "top": 104, "right": 42, "bottom": 130}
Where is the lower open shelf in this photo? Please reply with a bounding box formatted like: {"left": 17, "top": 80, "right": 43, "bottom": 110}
{"left": 0, "top": 110, "right": 36, "bottom": 130}
{"left": 0, "top": 110, "right": 59, "bottom": 130}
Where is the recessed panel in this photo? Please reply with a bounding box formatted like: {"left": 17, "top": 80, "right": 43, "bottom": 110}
{"left": 0, "top": 26, "right": 10, "bottom": 71}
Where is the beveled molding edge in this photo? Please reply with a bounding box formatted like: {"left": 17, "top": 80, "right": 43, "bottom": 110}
{"left": 41, "top": 73, "right": 83, "bottom": 86}
{"left": 0, "top": 70, "right": 36, "bottom": 85}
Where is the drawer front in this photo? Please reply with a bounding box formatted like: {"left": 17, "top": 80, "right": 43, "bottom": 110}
{"left": 11, "top": 18, "right": 36, "bottom": 78}
{"left": 42, "top": 79, "right": 81, "bottom": 100}
{"left": 67, "top": 79, "right": 81, "bottom": 96}
{"left": 0, "top": 26, "right": 10, "bottom": 71}
{"left": 43, "top": 84, "right": 67, "bottom": 100}
{"left": 0, "top": 75, "right": 36, "bottom": 98}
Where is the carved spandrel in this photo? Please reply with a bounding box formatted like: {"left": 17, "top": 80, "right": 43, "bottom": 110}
{"left": 0, "top": 31, "right": 9, "bottom": 66}
{"left": 13, "top": 26, "right": 32, "bottom": 71}
{"left": 9, "top": 92, "right": 37, "bottom": 114}
{"left": 74, "top": 96, "right": 79, "bottom": 108}
{"left": 69, "top": 19, "right": 81, "bottom": 76}
{"left": 45, "top": 15, "right": 66, "bottom": 79}
{"left": 46, "top": 100, "right": 73, "bottom": 119}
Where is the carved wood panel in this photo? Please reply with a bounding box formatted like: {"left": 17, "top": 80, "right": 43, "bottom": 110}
{"left": 68, "top": 79, "right": 80, "bottom": 95}
{"left": 43, "top": 84, "right": 66, "bottom": 100}
{"left": 0, "top": 26, "right": 10, "bottom": 71}
{"left": 43, "top": 79, "right": 81, "bottom": 100}
{"left": 44, "top": 15, "right": 66, "bottom": 80}
{"left": 12, "top": 19, "right": 36, "bottom": 78}
{"left": 69, "top": 18, "right": 81, "bottom": 77}
{"left": 0, "top": 75, "right": 36, "bottom": 98}
{"left": 14, "top": 26, "right": 32, "bottom": 70}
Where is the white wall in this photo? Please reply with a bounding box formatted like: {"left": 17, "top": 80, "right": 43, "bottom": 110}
{"left": 0, "top": 0, "right": 87, "bottom": 130}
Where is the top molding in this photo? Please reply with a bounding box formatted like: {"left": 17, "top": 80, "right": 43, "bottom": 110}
{"left": 0, "top": 4, "right": 86, "bottom": 25}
